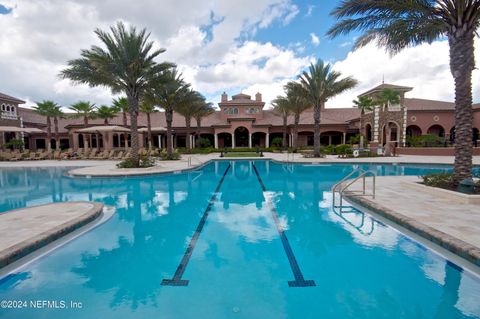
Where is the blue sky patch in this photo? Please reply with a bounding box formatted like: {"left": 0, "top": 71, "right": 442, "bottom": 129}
{"left": 0, "top": 4, "right": 12, "bottom": 14}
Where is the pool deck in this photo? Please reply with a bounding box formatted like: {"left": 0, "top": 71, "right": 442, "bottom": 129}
{"left": 344, "top": 176, "right": 480, "bottom": 267}
{"left": 0, "top": 153, "right": 476, "bottom": 177}
{"left": 0, "top": 202, "right": 104, "bottom": 268}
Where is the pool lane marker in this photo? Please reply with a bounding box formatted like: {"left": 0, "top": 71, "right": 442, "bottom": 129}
{"left": 252, "top": 163, "right": 316, "bottom": 288}
{"left": 161, "top": 164, "right": 231, "bottom": 287}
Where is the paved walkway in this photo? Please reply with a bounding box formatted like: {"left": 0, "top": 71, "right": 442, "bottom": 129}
{"left": 1, "top": 153, "right": 471, "bottom": 177}
{"left": 345, "top": 176, "right": 480, "bottom": 266}
{"left": 0, "top": 202, "right": 104, "bottom": 268}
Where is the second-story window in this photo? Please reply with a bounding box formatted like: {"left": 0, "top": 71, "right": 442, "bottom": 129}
{"left": 223, "top": 107, "right": 239, "bottom": 115}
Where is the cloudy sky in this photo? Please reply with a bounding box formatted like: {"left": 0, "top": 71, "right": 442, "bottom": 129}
{"left": 0, "top": 0, "right": 479, "bottom": 110}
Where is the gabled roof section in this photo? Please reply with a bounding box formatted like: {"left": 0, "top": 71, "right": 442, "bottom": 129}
{"left": 404, "top": 98, "right": 455, "bottom": 111}
{"left": 358, "top": 83, "right": 413, "bottom": 98}
{"left": 232, "top": 93, "right": 251, "bottom": 100}
{"left": 0, "top": 92, "right": 26, "bottom": 104}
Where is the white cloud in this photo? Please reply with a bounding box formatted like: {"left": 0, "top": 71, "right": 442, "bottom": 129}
{"left": 326, "top": 40, "right": 480, "bottom": 108}
{"left": 305, "top": 5, "right": 315, "bottom": 17}
{"left": 0, "top": 0, "right": 303, "bottom": 107}
{"left": 310, "top": 32, "right": 320, "bottom": 46}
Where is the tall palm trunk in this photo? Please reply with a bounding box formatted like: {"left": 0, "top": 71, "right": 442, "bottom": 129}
{"left": 166, "top": 109, "right": 173, "bottom": 157}
{"left": 313, "top": 103, "right": 321, "bottom": 157}
{"left": 185, "top": 117, "right": 192, "bottom": 150}
{"left": 195, "top": 117, "right": 201, "bottom": 148}
{"left": 146, "top": 112, "right": 152, "bottom": 150}
{"left": 54, "top": 117, "right": 60, "bottom": 151}
{"left": 282, "top": 114, "right": 288, "bottom": 149}
{"left": 127, "top": 94, "right": 140, "bottom": 165}
{"left": 359, "top": 109, "right": 364, "bottom": 148}
{"left": 83, "top": 116, "right": 89, "bottom": 150}
{"left": 46, "top": 116, "right": 52, "bottom": 152}
{"left": 293, "top": 112, "right": 300, "bottom": 150}
{"left": 122, "top": 111, "right": 128, "bottom": 150}
{"left": 104, "top": 119, "right": 109, "bottom": 125}
{"left": 450, "top": 29, "right": 475, "bottom": 184}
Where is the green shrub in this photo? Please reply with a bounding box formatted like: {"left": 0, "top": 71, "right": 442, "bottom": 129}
{"left": 407, "top": 134, "right": 445, "bottom": 147}
{"left": 196, "top": 137, "right": 211, "bottom": 148}
{"left": 4, "top": 139, "right": 24, "bottom": 149}
{"left": 271, "top": 137, "right": 283, "bottom": 147}
{"left": 159, "top": 150, "right": 181, "bottom": 160}
{"left": 117, "top": 155, "right": 156, "bottom": 168}
{"left": 422, "top": 172, "right": 455, "bottom": 189}
{"left": 335, "top": 144, "right": 353, "bottom": 156}
{"left": 348, "top": 134, "right": 361, "bottom": 145}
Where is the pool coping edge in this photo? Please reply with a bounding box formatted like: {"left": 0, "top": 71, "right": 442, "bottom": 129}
{"left": 344, "top": 194, "right": 480, "bottom": 268}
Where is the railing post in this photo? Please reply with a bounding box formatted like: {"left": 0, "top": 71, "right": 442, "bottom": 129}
{"left": 362, "top": 175, "right": 366, "bottom": 195}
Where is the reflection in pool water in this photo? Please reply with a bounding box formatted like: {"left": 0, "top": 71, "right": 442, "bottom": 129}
{"left": 0, "top": 161, "right": 479, "bottom": 319}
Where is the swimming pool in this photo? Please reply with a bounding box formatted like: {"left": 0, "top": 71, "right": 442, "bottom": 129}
{"left": 0, "top": 160, "right": 479, "bottom": 318}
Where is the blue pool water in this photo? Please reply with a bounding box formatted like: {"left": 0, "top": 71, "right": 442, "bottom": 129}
{"left": 0, "top": 161, "right": 479, "bottom": 319}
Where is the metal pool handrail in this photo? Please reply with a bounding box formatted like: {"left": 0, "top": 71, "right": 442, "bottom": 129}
{"left": 332, "top": 168, "right": 376, "bottom": 208}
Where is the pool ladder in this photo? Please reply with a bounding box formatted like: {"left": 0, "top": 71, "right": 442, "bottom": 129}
{"left": 332, "top": 168, "right": 376, "bottom": 209}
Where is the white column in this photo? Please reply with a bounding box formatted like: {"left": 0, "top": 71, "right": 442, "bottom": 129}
{"left": 248, "top": 133, "right": 252, "bottom": 148}
{"left": 343, "top": 132, "right": 347, "bottom": 144}
{"left": 191, "top": 135, "right": 195, "bottom": 148}
{"left": 266, "top": 133, "right": 270, "bottom": 148}
{"left": 232, "top": 133, "right": 235, "bottom": 148}
{"left": 214, "top": 133, "right": 218, "bottom": 149}
{"left": 158, "top": 135, "right": 162, "bottom": 148}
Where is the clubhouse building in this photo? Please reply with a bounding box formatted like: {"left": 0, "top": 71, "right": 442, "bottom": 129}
{"left": 1, "top": 84, "right": 479, "bottom": 154}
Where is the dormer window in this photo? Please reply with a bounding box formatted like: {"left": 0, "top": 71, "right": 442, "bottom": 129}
{"left": 246, "top": 107, "right": 259, "bottom": 114}
{"left": 223, "top": 107, "right": 238, "bottom": 115}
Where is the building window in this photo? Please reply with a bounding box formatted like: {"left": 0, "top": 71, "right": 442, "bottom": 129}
{"left": 223, "top": 107, "right": 239, "bottom": 115}
{"left": 246, "top": 107, "right": 259, "bottom": 114}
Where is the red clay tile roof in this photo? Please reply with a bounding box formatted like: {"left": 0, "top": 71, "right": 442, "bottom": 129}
{"left": 405, "top": 98, "right": 455, "bottom": 111}
{"left": 0, "top": 92, "right": 25, "bottom": 104}
{"left": 359, "top": 83, "right": 413, "bottom": 97}
{"left": 18, "top": 105, "right": 362, "bottom": 132}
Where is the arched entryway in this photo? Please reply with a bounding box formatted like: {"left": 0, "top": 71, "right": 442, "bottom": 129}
{"left": 320, "top": 131, "right": 343, "bottom": 145}
{"left": 197, "top": 133, "right": 214, "bottom": 148}
{"left": 269, "top": 132, "right": 284, "bottom": 147}
{"left": 218, "top": 132, "right": 232, "bottom": 148}
{"left": 406, "top": 125, "right": 422, "bottom": 137}
{"left": 298, "top": 131, "right": 314, "bottom": 147}
{"left": 427, "top": 124, "right": 445, "bottom": 137}
{"left": 364, "top": 124, "right": 372, "bottom": 142}
{"left": 252, "top": 132, "right": 266, "bottom": 147}
{"left": 473, "top": 128, "right": 479, "bottom": 146}
{"left": 382, "top": 122, "right": 400, "bottom": 145}
{"left": 234, "top": 127, "right": 249, "bottom": 147}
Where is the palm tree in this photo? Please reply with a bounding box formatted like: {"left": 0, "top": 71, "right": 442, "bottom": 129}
{"left": 139, "top": 100, "right": 158, "bottom": 150}
{"left": 70, "top": 101, "right": 96, "bottom": 150}
{"left": 112, "top": 97, "right": 130, "bottom": 149}
{"left": 145, "top": 68, "right": 189, "bottom": 157}
{"left": 60, "top": 22, "right": 173, "bottom": 167}
{"left": 69, "top": 101, "right": 96, "bottom": 127}
{"left": 284, "top": 81, "right": 310, "bottom": 150}
{"left": 176, "top": 90, "right": 205, "bottom": 150}
{"left": 353, "top": 95, "right": 374, "bottom": 148}
{"left": 374, "top": 89, "right": 401, "bottom": 156}
{"left": 112, "top": 97, "right": 129, "bottom": 126}
{"left": 96, "top": 105, "right": 118, "bottom": 125}
{"left": 33, "top": 100, "right": 60, "bottom": 152}
{"left": 194, "top": 102, "right": 215, "bottom": 148}
{"left": 298, "top": 60, "right": 358, "bottom": 157}
{"left": 50, "top": 105, "right": 64, "bottom": 151}
{"left": 327, "top": 0, "right": 480, "bottom": 182}
{"left": 271, "top": 96, "right": 291, "bottom": 149}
